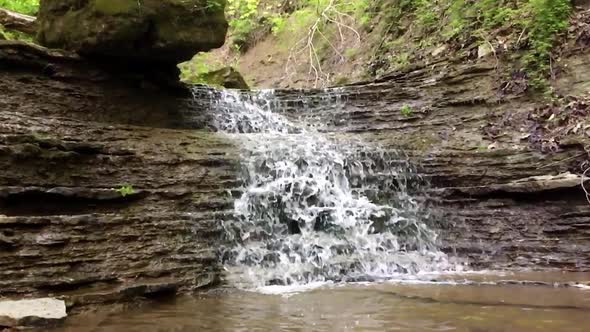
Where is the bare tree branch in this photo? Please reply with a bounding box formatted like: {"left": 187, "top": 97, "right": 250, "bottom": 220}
{"left": 0, "top": 8, "right": 37, "bottom": 35}
{"left": 285, "top": 0, "right": 361, "bottom": 88}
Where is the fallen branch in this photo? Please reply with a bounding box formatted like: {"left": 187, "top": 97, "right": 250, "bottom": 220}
{"left": 0, "top": 8, "right": 37, "bottom": 35}
{"left": 0, "top": 40, "right": 78, "bottom": 61}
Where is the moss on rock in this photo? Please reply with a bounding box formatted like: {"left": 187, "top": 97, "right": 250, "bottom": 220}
{"left": 181, "top": 65, "right": 249, "bottom": 89}
{"left": 202, "top": 67, "right": 249, "bottom": 89}
{"left": 94, "top": 0, "right": 137, "bottom": 15}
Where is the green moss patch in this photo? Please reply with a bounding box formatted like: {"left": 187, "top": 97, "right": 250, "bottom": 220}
{"left": 94, "top": 0, "right": 138, "bottom": 15}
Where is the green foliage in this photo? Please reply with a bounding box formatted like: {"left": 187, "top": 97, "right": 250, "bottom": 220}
{"left": 476, "top": 0, "right": 519, "bottom": 29}
{"left": 333, "top": 74, "right": 350, "bottom": 85}
{"left": 0, "top": 0, "right": 37, "bottom": 42}
{"left": 408, "top": 0, "right": 521, "bottom": 36}
{"left": 3, "top": 29, "right": 33, "bottom": 41}
{"left": 225, "top": 0, "right": 371, "bottom": 47}
{"left": 0, "top": 22, "right": 34, "bottom": 42}
{"left": 412, "top": 0, "right": 438, "bottom": 29}
{"left": 269, "top": 14, "right": 286, "bottom": 35}
{"left": 179, "top": 49, "right": 243, "bottom": 86}
{"left": 400, "top": 104, "right": 413, "bottom": 117}
{"left": 226, "top": 0, "right": 260, "bottom": 45}
{"left": 443, "top": 0, "right": 570, "bottom": 86}
{"left": 205, "top": 0, "right": 224, "bottom": 12}
{"left": 333, "top": 0, "right": 371, "bottom": 25}
{"left": 287, "top": 7, "right": 315, "bottom": 32}
{"left": 522, "top": 0, "right": 571, "bottom": 89}
{"left": 0, "top": 0, "right": 39, "bottom": 15}
{"left": 383, "top": 0, "right": 572, "bottom": 90}
{"left": 388, "top": 51, "right": 410, "bottom": 69}
{"left": 115, "top": 184, "right": 135, "bottom": 197}
{"left": 344, "top": 47, "right": 359, "bottom": 59}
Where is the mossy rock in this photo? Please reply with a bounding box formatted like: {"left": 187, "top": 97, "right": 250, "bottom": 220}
{"left": 37, "top": 0, "right": 229, "bottom": 64}
{"left": 201, "top": 67, "right": 249, "bottom": 89}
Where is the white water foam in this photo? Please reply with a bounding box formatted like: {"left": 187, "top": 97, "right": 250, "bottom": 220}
{"left": 199, "top": 87, "right": 457, "bottom": 290}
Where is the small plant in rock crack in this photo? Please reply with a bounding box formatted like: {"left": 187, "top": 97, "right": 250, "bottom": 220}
{"left": 400, "top": 105, "right": 413, "bottom": 117}
{"left": 115, "top": 184, "right": 135, "bottom": 197}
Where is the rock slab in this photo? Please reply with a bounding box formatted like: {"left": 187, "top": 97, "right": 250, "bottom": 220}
{"left": 0, "top": 298, "right": 66, "bottom": 327}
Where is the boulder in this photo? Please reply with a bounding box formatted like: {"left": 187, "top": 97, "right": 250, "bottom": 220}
{"left": 36, "top": 0, "right": 229, "bottom": 64}
{"left": 200, "top": 67, "right": 250, "bottom": 89}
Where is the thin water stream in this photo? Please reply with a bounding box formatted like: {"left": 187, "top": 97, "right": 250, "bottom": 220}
{"left": 53, "top": 87, "right": 590, "bottom": 331}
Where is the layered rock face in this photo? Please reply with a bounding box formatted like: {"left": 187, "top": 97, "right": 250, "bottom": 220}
{"left": 0, "top": 42, "right": 241, "bottom": 309}
{"left": 1, "top": 0, "right": 236, "bottom": 311}
{"left": 259, "top": 50, "right": 590, "bottom": 271}
{"left": 37, "top": 0, "right": 228, "bottom": 64}
{"left": 0, "top": 43, "right": 589, "bottom": 311}
{"left": 1, "top": 3, "right": 589, "bottom": 312}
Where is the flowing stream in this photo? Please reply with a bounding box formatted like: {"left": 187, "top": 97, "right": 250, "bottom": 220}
{"left": 198, "top": 87, "right": 457, "bottom": 289}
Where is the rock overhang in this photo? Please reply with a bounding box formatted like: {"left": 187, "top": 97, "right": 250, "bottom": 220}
{"left": 36, "top": 0, "right": 229, "bottom": 64}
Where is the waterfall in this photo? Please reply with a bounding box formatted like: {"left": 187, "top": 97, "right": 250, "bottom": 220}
{"left": 194, "top": 86, "right": 455, "bottom": 289}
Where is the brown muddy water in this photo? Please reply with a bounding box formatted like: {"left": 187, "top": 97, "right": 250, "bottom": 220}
{"left": 53, "top": 272, "right": 590, "bottom": 332}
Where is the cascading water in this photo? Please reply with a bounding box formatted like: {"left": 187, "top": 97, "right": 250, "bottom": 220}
{"left": 194, "top": 86, "right": 456, "bottom": 289}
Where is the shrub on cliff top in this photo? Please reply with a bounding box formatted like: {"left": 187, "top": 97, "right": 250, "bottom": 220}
{"left": 0, "top": 0, "right": 39, "bottom": 15}
{"left": 374, "top": 0, "right": 572, "bottom": 90}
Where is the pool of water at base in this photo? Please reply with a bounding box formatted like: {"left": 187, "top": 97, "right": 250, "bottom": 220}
{"left": 53, "top": 272, "right": 590, "bottom": 332}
